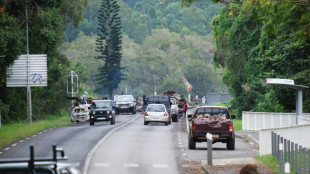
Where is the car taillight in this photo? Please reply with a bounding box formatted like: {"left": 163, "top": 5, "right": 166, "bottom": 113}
{"left": 164, "top": 113, "right": 167, "bottom": 116}
{"left": 229, "top": 123, "right": 233, "bottom": 132}
{"left": 192, "top": 121, "right": 195, "bottom": 130}
{"left": 145, "top": 112, "right": 148, "bottom": 116}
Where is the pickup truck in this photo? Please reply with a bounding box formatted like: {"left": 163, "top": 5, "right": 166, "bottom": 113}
{"left": 187, "top": 106, "right": 235, "bottom": 150}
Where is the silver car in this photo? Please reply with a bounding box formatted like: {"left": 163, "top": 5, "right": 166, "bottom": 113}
{"left": 144, "top": 104, "right": 169, "bottom": 126}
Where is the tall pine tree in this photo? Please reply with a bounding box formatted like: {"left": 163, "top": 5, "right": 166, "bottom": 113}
{"left": 96, "top": 0, "right": 124, "bottom": 99}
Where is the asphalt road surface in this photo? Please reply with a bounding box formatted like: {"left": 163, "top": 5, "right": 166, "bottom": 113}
{"left": 0, "top": 111, "right": 258, "bottom": 174}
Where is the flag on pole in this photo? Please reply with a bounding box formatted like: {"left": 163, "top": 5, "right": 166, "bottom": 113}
{"left": 182, "top": 77, "right": 192, "bottom": 91}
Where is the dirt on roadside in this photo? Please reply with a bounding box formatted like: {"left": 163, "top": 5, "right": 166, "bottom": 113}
{"left": 180, "top": 159, "right": 275, "bottom": 174}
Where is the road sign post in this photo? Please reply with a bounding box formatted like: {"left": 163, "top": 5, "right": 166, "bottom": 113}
{"left": 207, "top": 133, "right": 213, "bottom": 166}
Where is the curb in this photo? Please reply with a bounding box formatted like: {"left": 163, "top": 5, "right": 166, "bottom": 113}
{"left": 236, "top": 134, "right": 259, "bottom": 148}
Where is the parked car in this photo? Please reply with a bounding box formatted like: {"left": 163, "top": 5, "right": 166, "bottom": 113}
{"left": 89, "top": 100, "right": 115, "bottom": 125}
{"left": 187, "top": 106, "right": 236, "bottom": 150}
{"left": 0, "top": 145, "right": 80, "bottom": 174}
{"left": 144, "top": 104, "right": 169, "bottom": 126}
{"left": 114, "top": 95, "right": 136, "bottom": 115}
{"left": 145, "top": 95, "right": 172, "bottom": 124}
{"left": 170, "top": 97, "right": 179, "bottom": 122}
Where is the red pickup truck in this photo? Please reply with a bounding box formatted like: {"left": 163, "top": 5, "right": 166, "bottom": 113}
{"left": 187, "top": 106, "right": 236, "bottom": 150}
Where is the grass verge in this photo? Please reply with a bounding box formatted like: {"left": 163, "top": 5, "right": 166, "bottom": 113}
{"left": 256, "top": 155, "right": 280, "bottom": 173}
{"left": 233, "top": 119, "right": 242, "bottom": 131}
{"left": 256, "top": 155, "right": 299, "bottom": 174}
{"left": 0, "top": 109, "right": 72, "bottom": 149}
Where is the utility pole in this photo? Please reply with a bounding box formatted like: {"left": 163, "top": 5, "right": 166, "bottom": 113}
{"left": 26, "top": 5, "right": 32, "bottom": 123}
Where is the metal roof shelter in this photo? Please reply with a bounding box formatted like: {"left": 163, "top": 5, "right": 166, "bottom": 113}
{"left": 266, "top": 78, "right": 309, "bottom": 125}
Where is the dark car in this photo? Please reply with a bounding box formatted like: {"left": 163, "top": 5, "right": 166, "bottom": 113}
{"left": 89, "top": 100, "right": 115, "bottom": 125}
{"left": 0, "top": 145, "right": 80, "bottom": 174}
{"left": 145, "top": 95, "right": 172, "bottom": 124}
{"left": 187, "top": 106, "right": 236, "bottom": 150}
{"left": 114, "top": 95, "right": 136, "bottom": 115}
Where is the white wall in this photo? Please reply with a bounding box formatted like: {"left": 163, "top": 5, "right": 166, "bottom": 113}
{"left": 259, "top": 123, "right": 310, "bottom": 155}
{"left": 242, "top": 112, "right": 310, "bottom": 131}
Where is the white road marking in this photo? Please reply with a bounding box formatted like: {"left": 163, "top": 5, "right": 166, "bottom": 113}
{"left": 83, "top": 114, "right": 141, "bottom": 174}
{"left": 32, "top": 134, "right": 37, "bottom": 137}
{"left": 4, "top": 148, "right": 10, "bottom": 151}
{"left": 178, "top": 142, "right": 182, "bottom": 145}
{"left": 19, "top": 140, "right": 24, "bottom": 143}
{"left": 0, "top": 152, "right": 2, "bottom": 155}
{"left": 43, "top": 130, "right": 48, "bottom": 132}
{"left": 178, "top": 138, "right": 182, "bottom": 141}
{"left": 124, "top": 163, "right": 139, "bottom": 168}
{"left": 63, "top": 163, "right": 80, "bottom": 167}
{"left": 180, "top": 145, "right": 184, "bottom": 148}
{"left": 180, "top": 148, "right": 185, "bottom": 151}
{"left": 11, "top": 143, "right": 17, "bottom": 147}
{"left": 182, "top": 153, "right": 187, "bottom": 156}
{"left": 26, "top": 137, "right": 30, "bottom": 140}
{"left": 38, "top": 132, "right": 42, "bottom": 135}
{"left": 94, "top": 163, "right": 110, "bottom": 167}
{"left": 153, "top": 164, "right": 168, "bottom": 168}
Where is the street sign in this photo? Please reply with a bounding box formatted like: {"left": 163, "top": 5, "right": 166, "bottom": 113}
{"left": 266, "top": 78, "right": 294, "bottom": 85}
{"left": 6, "top": 54, "right": 48, "bottom": 87}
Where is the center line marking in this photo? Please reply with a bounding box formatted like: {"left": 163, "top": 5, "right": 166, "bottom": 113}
{"left": 153, "top": 164, "right": 168, "bottom": 168}
{"left": 94, "top": 163, "right": 110, "bottom": 167}
{"left": 4, "top": 148, "right": 10, "bottom": 151}
{"left": 19, "top": 140, "right": 24, "bottom": 143}
{"left": 11, "top": 143, "right": 17, "bottom": 147}
{"left": 124, "top": 163, "right": 139, "bottom": 168}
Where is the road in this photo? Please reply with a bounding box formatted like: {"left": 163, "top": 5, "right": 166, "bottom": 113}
{"left": 0, "top": 111, "right": 258, "bottom": 174}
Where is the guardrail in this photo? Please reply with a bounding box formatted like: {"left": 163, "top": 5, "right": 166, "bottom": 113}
{"left": 271, "top": 131, "right": 310, "bottom": 174}
{"left": 242, "top": 112, "right": 310, "bottom": 131}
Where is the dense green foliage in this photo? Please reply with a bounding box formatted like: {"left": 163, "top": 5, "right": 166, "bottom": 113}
{"left": 64, "top": 0, "right": 221, "bottom": 43}
{"left": 211, "top": 0, "right": 310, "bottom": 117}
{"left": 0, "top": 0, "right": 88, "bottom": 123}
{"left": 62, "top": 0, "right": 223, "bottom": 98}
{"left": 95, "top": 0, "right": 124, "bottom": 99}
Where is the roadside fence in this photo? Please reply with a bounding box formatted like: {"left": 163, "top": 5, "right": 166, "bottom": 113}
{"left": 243, "top": 112, "right": 310, "bottom": 131}
{"left": 271, "top": 131, "right": 310, "bottom": 174}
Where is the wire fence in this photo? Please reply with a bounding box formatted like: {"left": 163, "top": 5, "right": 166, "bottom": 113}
{"left": 271, "top": 131, "right": 310, "bottom": 174}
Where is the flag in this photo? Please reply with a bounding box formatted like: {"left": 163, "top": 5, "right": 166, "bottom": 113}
{"left": 182, "top": 77, "right": 192, "bottom": 91}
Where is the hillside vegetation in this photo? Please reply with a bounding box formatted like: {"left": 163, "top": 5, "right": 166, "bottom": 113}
{"left": 61, "top": 0, "right": 223, "bottom": 97}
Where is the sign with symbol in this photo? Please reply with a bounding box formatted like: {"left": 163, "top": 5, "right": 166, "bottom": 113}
{"left": 6, "top": 54, "right": 48, "bottom": 87}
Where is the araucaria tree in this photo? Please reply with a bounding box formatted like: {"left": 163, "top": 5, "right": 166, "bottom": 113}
{"left": 96, "top": 0, "right": 124, "bottom": 99}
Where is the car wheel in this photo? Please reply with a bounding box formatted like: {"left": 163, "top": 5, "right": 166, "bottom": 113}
{"left": 165, "top": 122, "right": 168, "bottom": 126}
{"left": 115, "top": 109, "right": 119, "bottom": 115}
{"left": 110, "top": 117, "right": 115, "bottom": 125}
{"left": 144, "top": 121, "right": 148, "bottom": 125}
{"left": 172, "top": 114, "right": 178, "bottom": 122}
{"left": 227, "top": 137, "right": 235, "bottom": 150}
{"left": 132, "top": 108, "right": 136, "bottom": 114}
{"left": 90, "top": 120, "right": 94, "bottom": 126}
{"left": 188, "top": 133, "right": 196, "bottom": 149}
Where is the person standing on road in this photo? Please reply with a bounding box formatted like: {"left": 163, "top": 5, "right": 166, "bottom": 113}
{"left": 142, "top": 95, "right": 147, "bottom": 110}
{"left": 183, "top": 101, "right": 188, "bottom": 117}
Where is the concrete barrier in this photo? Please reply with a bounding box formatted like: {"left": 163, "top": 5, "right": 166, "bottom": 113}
{"left": 259, "top": 124, "right": 310, "bottom": 155}
{"left": 242, "top": 112, "right": 310, "bottom": 131}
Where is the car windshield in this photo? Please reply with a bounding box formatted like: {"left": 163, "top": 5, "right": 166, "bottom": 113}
{"left": 147, "top": 105, "right": 165, "bottom": 112}
{"left": 93, "top": 101, "right": 111, "bottom": 108}
{"left": 116, "top": 96, "right": 132, "bottom": 102}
